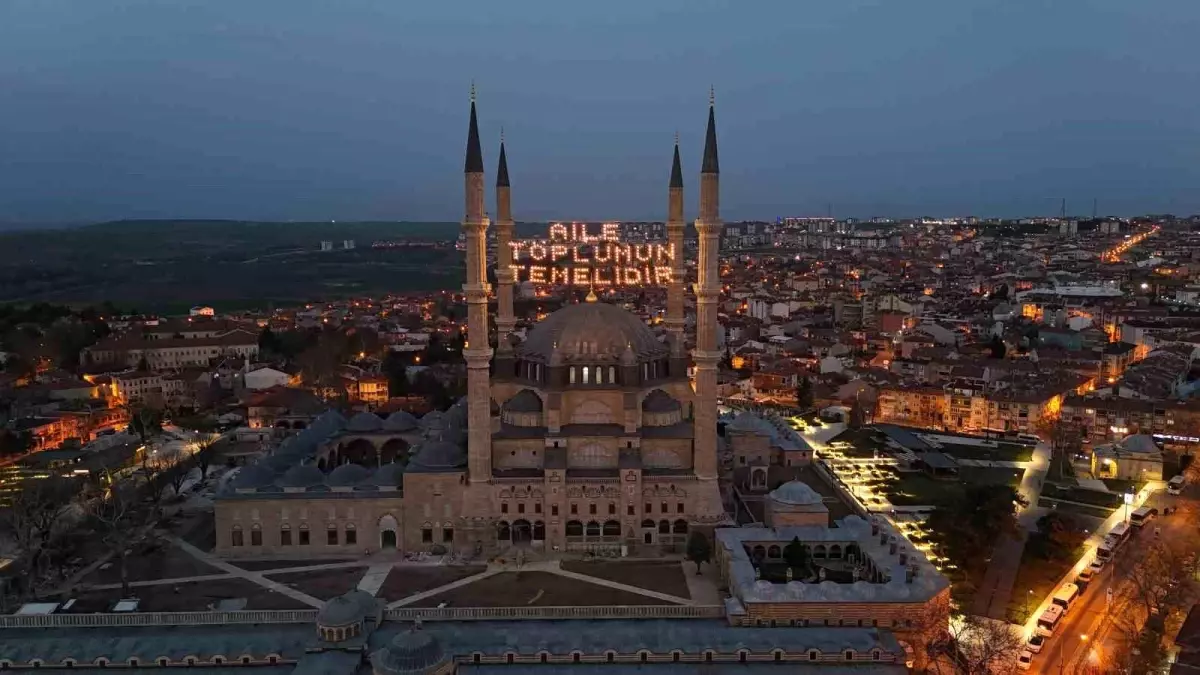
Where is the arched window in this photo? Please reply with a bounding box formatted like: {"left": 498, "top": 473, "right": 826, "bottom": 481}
{"left": 585, "top": 521, "right": 601, "bottom": 537}
{"left": 829, "top": 544, "right": 843, "bottom": 559}
{"left": 533, "top": 521, "right": 545, "bottom": 540}
{"left": 673, "top": 519, "right": 689, "bottom": 535}
{"left": 602, "top": 520, "right": 621, "bottom": 536}
{"left": 582, "top": 366, "right": 590, "bottom": 384}
{"left": 658, "top": 520, "right": 670, "bottom": 534}
{"left": 566, "top": 520, "right": 583, "bottom": 537}
{"left": 569, "top": 367, "right": 577, "bottom": 384}
{"left": 767, "top": 545, "right": 781, "bottom": 559}
{"left": 497, "top": 521, "right": 511, "bottom": 540}
{"left": 809, "top": 650, "right": 819, "bottom": 661}
{"left": 230, "top": 525, "right": 243, "bottom": 547}
{"left": 595, "top": 367, "right": 603, "bottom": 385}
{"left": 641, "top": 519, "right": 655, "bottom": 529}
{"left": 609, "top": 366, "right": 617, "bottom": 383}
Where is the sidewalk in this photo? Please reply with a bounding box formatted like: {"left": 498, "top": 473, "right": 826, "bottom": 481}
{"left": 170, "top": 536, "right": 325, "bottom": 608}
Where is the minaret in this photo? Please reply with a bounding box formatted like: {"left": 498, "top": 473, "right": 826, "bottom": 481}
{"left": 494, "top": 130, "right": 516, "bottom": 358}
{"left": 692, "top": 88, "right": 725, "bottom": 522}
{"left": 665, "top": 134, "right": 686, "bottom": 358}
{"left": 461, "top": 84, "right": 492, "bottom": 483}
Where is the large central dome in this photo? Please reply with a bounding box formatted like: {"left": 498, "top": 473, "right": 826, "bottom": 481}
{"left": 519, "top": 302, "right": 667, "bottom": 364}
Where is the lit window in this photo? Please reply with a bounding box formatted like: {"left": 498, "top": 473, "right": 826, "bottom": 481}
{"left": 583, "top": 367, "right": 590, "bottom": 384}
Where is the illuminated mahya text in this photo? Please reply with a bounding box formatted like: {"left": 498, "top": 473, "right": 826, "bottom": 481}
{"left": 508, "top": 222, "right": 675, "bottom": 286}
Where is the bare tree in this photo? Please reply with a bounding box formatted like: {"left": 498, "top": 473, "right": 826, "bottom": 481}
{"left": 193, "top": 435, "right": 220, "bottom": 480}
{"left": 928, "top": 613, "right": 1027, "bottom": 675}
{"left": 164, "top": 454, "right": 193, "bottom": 498}
{"left": 0, "top": 477, "right": 76, "bottom": 597}
{"left": 83, "top": 469, "right": 149, "bottom": 597}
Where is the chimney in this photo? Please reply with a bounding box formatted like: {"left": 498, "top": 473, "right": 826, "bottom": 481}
{"left": 870, "top": 517, "right": 880, "bottom": 537}
{"left": 905, "top": 566, "right": 915, "bottom": 584}
{"left": 889, "top": 537, "right": 897, "bottom": 555}
{"left": 899, "top": 548, "right": 908, "bottom": 566}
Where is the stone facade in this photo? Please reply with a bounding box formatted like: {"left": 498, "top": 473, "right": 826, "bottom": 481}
{"left": 213, "top": 92, "right": 732, "bottom": 559}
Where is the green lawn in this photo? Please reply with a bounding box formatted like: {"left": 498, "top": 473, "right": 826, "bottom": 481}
{"left": 885, "top": 466, "right": 1024, "bottom": 506}
{"left": 959, "top": 467, "right": 1025, "bottom": 487}
{"left": 1036, "top": 498, "right": 1115, "bottom": 520}
{"left": 1007, "top": 543, "right": 1086, "bottom": 624}
{"left": 936, "top": 442, "right": 1035, "bottom": 463}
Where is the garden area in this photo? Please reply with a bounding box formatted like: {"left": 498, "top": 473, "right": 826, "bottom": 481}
{"left": 559, "top": 560, "right": 690, "bottom": 599}
{"left": 746, "top": 538, "right": 863, "bottom": 584}
{"left": 409, "top": 571, "right": 674, "bottom": 607}
{"left": 1006, "top": 511, "right": 1089, "bottom": 623}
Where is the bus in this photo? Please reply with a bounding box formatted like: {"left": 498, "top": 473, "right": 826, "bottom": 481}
{"left": 1052, "top": 583, "right": 1080, "bottom": 610}
{"left": 1168, "top": 475, "right": 1186, "bottom": 495}
{"left": 1097, "top": 521, "right": 1132, "bottom": 561}
{"left": 1036, "top": 605, "right": 1065, "bottom": 636}
{"left": 1130, "top": 506, "right": 1156, "bottom": 528}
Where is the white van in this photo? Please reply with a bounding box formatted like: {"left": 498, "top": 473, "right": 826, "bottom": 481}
{"left": 1168, "top": 475, "right": 1186, "bottom": 495}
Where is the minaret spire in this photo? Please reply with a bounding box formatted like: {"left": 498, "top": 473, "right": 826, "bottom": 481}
{"left": 669, "top": 134, "right": 683, "bottom": 189}
{"left": 496, "top": 134, "right": 510, "bottom": 188}
{"left": 665, "top": 132, "right": 686, "bottom": 356}
{"left": 701, "top": 89, "right": 719, "bottom": 175}
{"left": 464, "top": 85, "right": 484, "bottom": 174}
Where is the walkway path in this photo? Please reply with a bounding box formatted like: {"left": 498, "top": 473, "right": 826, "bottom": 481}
{"left": 680, "top": 561, "right": 722, "bottom": 605}
{"left": 356, "top": 563, "right": 393, "bottom": 596}
{"left": 970, "top": 440, "right": 1052, "bottom": 619}
{"left": 170, "top": 536, "right": 324, "bottom": 608}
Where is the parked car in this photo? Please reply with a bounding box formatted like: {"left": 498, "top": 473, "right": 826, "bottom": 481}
{"left": 1027, "top": 635, "right": 1045, "bottom": 654}
{"left": 1077, "top": 568, "right": 1094, "bottom": 585}
{"left": 1017, "top": 650, "right": 1035, "bottom": 671}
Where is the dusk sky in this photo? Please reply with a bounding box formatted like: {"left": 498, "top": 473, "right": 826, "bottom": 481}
{"left": 2, "top": 0, "right": 1199, "bottom": 223}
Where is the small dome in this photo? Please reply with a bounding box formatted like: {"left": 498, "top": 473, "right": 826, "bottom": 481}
{"left": 383, "top": 411, "right": 419, "bottom": 432}
{"left": 327, "top": 463, "right": 370, "bottom": 487}
{"left": 368, "top": 462, "right": 406, "bottom": 488}
{"left": 519, "top": 302, "right": 667, "bottom": 364}
{"left": 408, "top": 441, "right": 466, "bottom": 473}
{"left": 769, "top": 480, "right": 823, "bottom": 506}
{"left": 279, "top": 464, "right": 326, "bottom": 489}
{"left": 642, "top": 389, "right": 681, "bottom": 413}
{"left": 230, "top": 464, "right": 276, "bottom": 490}
{"left": 346, "top": 412, "right": 384, "bottom": 433}
{"left": 504, "top": 390, "right": 543, "bottom": 413}
{"left": 371, "top": 627, "right": 448, "bottom": 675}
{"left": 418, "top": 410, "right": 444, "bottom": 429}
{"left": 317, "top": 590, "right": 376, "bottom": 628}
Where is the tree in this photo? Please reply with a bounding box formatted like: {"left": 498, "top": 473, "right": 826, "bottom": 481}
{"left": 783, "top": 536, "right": 809, "bottom": 574}
{"left": 382, "top": 350, "right": 411, "bottom": 397}
{"left": 193, "top": 436, "right": 220, "bottom": 480}
{"left": 988, "top": 334, "right": 1007, "bottom": 359}
{"left": 164, "top": 454, "right": 193, "bottom": 497}
{"left": 84, "top": 470, "right": 144, "bottom": 596}
{"left": 796, "top": 376, "right": 814, "bottom": 410}
{"left": 1028, "top": 511, "right": 1087, "bottom": 562}
{"left": 848, "top": 397, "right": 865, "bottom": 429}
{"left": 0, "top": 476, "right": 76, "bottom": 597}
{"left": 928, "top": 612, "right": 1026, "bottom": 675}
{"left": 0, "top": 430, "right": 33, "bottom": 459}
{"left": 685, "top": 531, "right": 711, "bottom": 575}
{"left": 127, "top": 405, "right": 162, "bottom": 442}
{"left": 926, "top": 484, "right": 1027, "bottom": 580}
{"left": 258, "top": 326, "right": 282, "bottom": 356}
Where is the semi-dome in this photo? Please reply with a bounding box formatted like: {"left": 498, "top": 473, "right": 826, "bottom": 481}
{"left": 408, "top": 441, "right": 466, "bottom": 473}
{"left": 230, "top": 464, "right": 276, "bottom": 490}
{"left": 769, "top": 480, "right": 823, "bottom": 506}
{"left": 505, "top": 389, "right": 543, "bottom": 413}
{"left": 642, "top": 389, "right": 681, "bottom": 413}
{"left": 519, "top": 302, "right": 667, "bottom": 364}
{"left": 371, "top": 627, "right": 448, "bottom": 675}
{"left": 347, "top": 412, "right": 384, "bottom": 433}
{"left": 383, "top": 411, "right": 419, "bottom": 432}
{"left": 327, "top": 463, "right": 370, "bottom": 487}
{"left": 418, "top": 410, "right": 444, "bottom": 429}
{"left": 368, "top": 462, "right": 406, "bottom": 488}
{"left": 279, "top": 464, "right": 326, "bottom": 489}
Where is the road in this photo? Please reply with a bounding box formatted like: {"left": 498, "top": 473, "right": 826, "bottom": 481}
{"left": 1032, "top": 482, "right": 1199, "bottom": 674}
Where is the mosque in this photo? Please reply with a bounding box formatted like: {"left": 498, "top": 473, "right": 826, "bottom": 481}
{"left": 214, "top": 91, "right": 730, "bottom": 558}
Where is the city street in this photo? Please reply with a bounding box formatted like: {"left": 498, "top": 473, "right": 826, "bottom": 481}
{"left": 1031, "top": 482, "right": 1198, "bottom": 674}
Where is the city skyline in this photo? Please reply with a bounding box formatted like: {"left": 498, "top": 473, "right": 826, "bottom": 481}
{"left": 3, "top": 0, "right": 1200, "bottom": 223}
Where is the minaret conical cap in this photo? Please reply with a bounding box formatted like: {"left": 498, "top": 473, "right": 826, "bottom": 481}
{"left": 701, "top": 90, "right": 719, "bottom": 175}
{"left": 464, "top": 87, "right": 484, "bottom": 174}
{"left": 496, "top": 137, "right": 510, "bottom": 187}
{"left": 669, "top": 137, "right": 683, "bottom": 189}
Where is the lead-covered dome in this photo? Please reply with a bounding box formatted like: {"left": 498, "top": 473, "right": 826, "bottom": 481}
{"left": 370, "top": 627, "right": 448, "bottom": 675}
{"left": 519, "top": 302, "right": 666, "bottom": 364}
{"left": 769, "top": 480, "right": 823, "bottom": 506}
